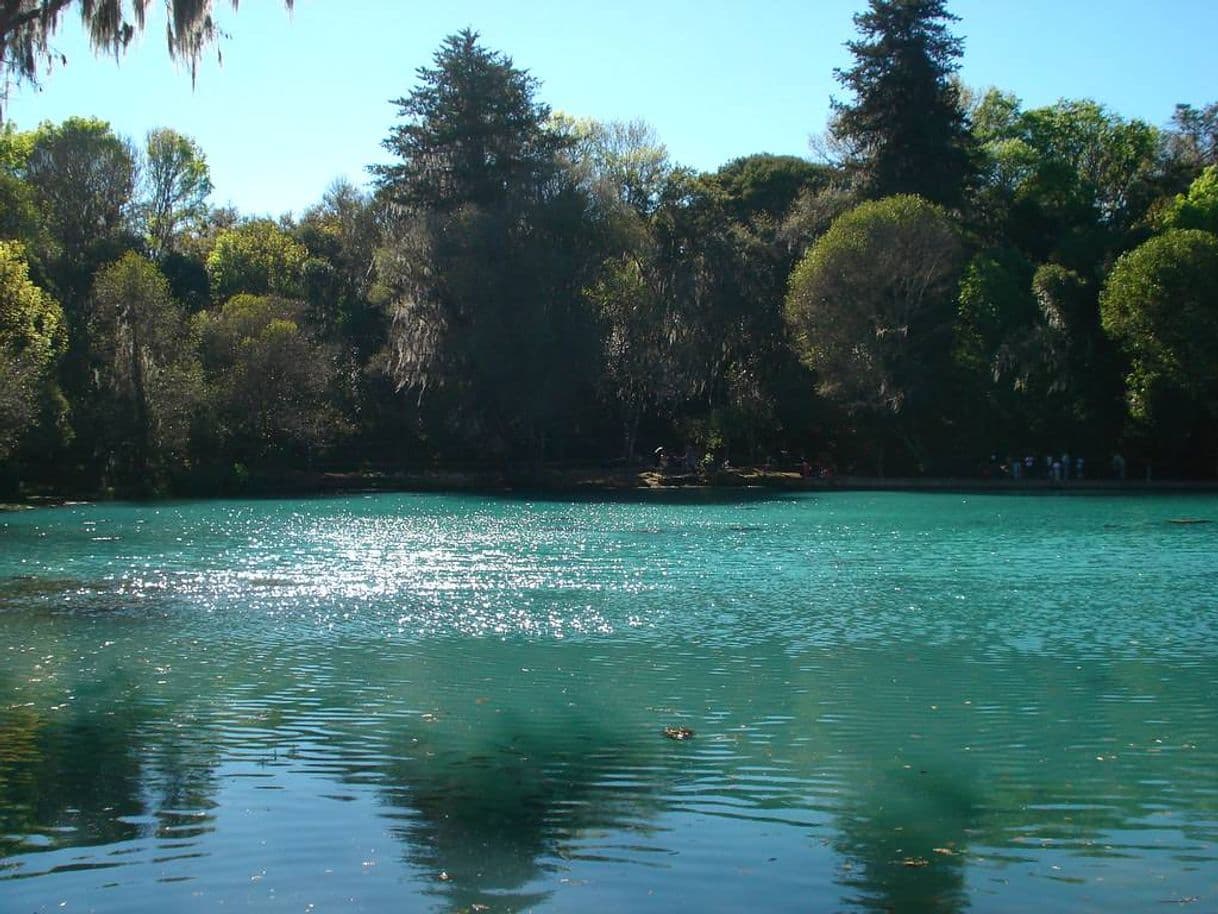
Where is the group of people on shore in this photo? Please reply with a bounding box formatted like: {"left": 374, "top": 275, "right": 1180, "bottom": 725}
{"left": 653, "top": 445, "right": 834, "bottom": 479}
{"left": 651, "top": 444, "right": 1136, "bottom": 482}
{"left": 653, "top": 445, "right": 701, "bottom": 473}
{"left": 990, "top": 452, "right": 1128, "bottom": 482}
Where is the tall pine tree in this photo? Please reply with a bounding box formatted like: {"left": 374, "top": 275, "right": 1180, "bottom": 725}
{"left": 372, "top": 29, "right": 568, "bottom": 212}
{"left": 373, "top": 31, "right": 603, "bottom": 463}
{"left": 831, "top": 0, "right": 973, "bottom": 208}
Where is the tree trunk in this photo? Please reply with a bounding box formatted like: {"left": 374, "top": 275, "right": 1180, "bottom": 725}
{"left": 128, "top": 307, "right": 150, "bottom": 483}
{"left": 623, "top": 406, "right": 641, "bottom": 463}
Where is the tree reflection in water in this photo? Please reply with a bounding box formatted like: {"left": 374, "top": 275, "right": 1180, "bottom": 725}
{"left": 0, "top": 679, "right": 220, "bottom": 861}
{"left": 372, "top": 705, "right": 670, "bottom": 912}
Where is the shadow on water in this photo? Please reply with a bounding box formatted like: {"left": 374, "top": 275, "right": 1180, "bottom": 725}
{"left": 0, "top": 575, "right": 84, "bottom": 598}
{"left": 0, "top": 628, "right": 224, "bottom": 867}
{"left": 3, "top": 629, "right": 1216, "bottom": 910}
{"left": 0, "top": 682, "right": 221, "bottom": 864}
{"left": 811, "top": 641, "right": 1218, "bottom": 913}
{"left": 295, "top": 641, "right": 685, "bottom": 911}
{"left": 375, "top": 709, "right": 668, "bottom": 912}
{"left": 832, "top": 766, "right": 974, "bottom": 913}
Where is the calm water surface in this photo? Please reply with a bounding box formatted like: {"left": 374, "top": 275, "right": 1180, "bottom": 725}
{"left": 1, "top": 491, "right": 1215, "bottom": 912}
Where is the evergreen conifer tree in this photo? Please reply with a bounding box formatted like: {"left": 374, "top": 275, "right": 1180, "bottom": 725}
{"left": 831, "top": 0, "right": 973, "bottom": 208}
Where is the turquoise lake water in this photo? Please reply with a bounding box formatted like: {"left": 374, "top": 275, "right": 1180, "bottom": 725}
{"left": 0, "top": 491, "right": 1215, "bottom": 912}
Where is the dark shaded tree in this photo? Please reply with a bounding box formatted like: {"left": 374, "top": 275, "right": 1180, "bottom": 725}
{"left": 372, "top": 30, "right": 569, "bottom": 213}
{"left": 88, "top": 252, "right": 201, "bottom": 486}
{"left": 786, "top": 195, "right": 963, "bottom": 472}
{"left": 953, "top": 247, "right": 1124, "bottom": 455}
{"left": 21, "top": 116, "right": 141, "bottom": 444}
{"left": 24, "top": 116, "right": 135, "bottom": 257}
{"left": 831, "top": 0, "right": 973, "bottom": 208}
{"left": 1165, "top": 101, "right": 1218, "bottom": 173}
{"left": 194, "top": 293, "right": 345, "bottom": 466}
{"left": 374, "top": 30, "right": 604, "bottom": 464}
{"left": 296, "top": 179, "right": 381, "bottom": 352}
{"left": 703, "top": 153, "right": 833, "bottom": 227}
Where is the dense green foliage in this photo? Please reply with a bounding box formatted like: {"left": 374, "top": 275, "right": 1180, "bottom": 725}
{"left": 373, "top": 30, "right": 604, "bottom": 462}
{"left": 1100, "top": 230, "right": 1218, "bottom": 472}
{"left": 786, "top": 195, "right": 961, "bottom": 471}
{"left": 139, "top": 127, "right": 213, "bottom": 258}
{"left": 1158, "top": 166, "right": 1218, "bottom": 235}
{"left": 1, "top": 13, "right": 1216, "bottom": 491}
{"left": 206, "top": 219, "right": 307, "bottom": 302}
{"left": 195, "top": 294, "right": 342, "bottom": 466}
{"left": 0, "top": 239, "right": 65, "bottom": 463}
{"left": 88, "top": 252, "right": 200, "bottom": 482}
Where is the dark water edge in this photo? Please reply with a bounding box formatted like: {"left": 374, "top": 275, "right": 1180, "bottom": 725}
{"left": 9, "top": 466, "right": 1218, "bottom": 507}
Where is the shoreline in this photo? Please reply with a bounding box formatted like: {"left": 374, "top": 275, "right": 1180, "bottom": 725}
{"left": 317, "top": 466, "right": 1218, "bottom": 495}
{"left": 10, "top": 467, "right": 1218, "bottom": 507}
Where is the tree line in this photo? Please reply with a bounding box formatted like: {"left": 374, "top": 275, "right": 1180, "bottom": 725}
{"left": 2, "top": 1, "right": 1217, "bottom": 494}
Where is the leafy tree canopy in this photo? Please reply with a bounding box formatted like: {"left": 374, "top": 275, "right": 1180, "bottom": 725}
{"left": 786, "top": 194, "right": 962, "bottom": 419}
{"left": 0, "top": 240, "right": 63, "bottom": 460}
{"left": 973, "top": 93, "right": 1161, "bottom": 244}
{"left": 89, "top": 250, "right": 200, "bottom": 480}
{"left": 0, "top": 119, "right": 34, "bottom": 170}
{"left": 139, "top": 127, "right": 212, "bottom": 257}
{"left": 1157, "top": 165, "right": 1218, "bottom": 236}
{"left": 1166, "top": 101, "right": 1218, "bottom": 172}
{"left": 0, "top": 170, "right": 43, "bottom": 248}
{"left": 552, "top": 114, "right": 671, "bottom": 219}
{"left": 206, "top": 218, "right": 307, "bottom": 302}
{"left": 23, "top": 116, "right": 135, "bottom": 256}
{"left": 0, "top": 238, "right": 61, "bottom": 363}
{"left": 702, "top": 154, "right": 834, "bottom": 226}
{"left": 195, "top": 293, "right": 342, "bottom": 461}
{"left": 1100, "top": 229, "right": 1218, "bottom": 421}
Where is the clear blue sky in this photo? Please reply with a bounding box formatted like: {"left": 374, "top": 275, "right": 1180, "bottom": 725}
{"left": 6, "top": 0, "right": 1216, "bottom": 217}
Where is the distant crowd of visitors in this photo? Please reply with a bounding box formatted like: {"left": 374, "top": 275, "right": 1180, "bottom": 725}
{"left": 988, "top": 452, "right": 1129, "bottom": 482}
{"left": 651, "top": 443, "right": 1134, "bottom": 482}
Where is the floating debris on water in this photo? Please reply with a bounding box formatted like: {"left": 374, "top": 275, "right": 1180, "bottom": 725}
{"left": 662, "top": 726, "right": 695, "bottom": 740}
